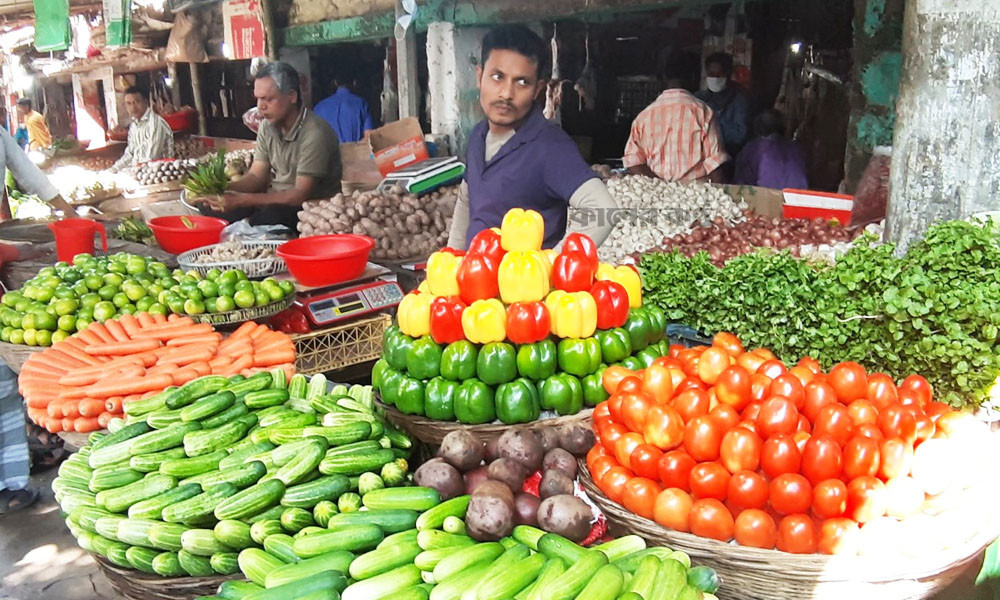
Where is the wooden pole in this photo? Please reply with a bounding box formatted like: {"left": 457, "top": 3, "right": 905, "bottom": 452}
{"left": 260, "top": 0, "right": 279, "bottom": 61}
{"left": 395, "top": 0, "right": 420, "bottom": 119}
{"left": 886, "top": 1, "right": 1000, "bottom": 251}
{"left": 167, "top": 62, "right": 182, "bottom": 108}
{"left": 190, "top": 62, "right": 208, "bottom": 136}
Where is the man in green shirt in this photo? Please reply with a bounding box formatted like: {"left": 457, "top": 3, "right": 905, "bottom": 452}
{"left": 197, "top": 62, "right": 342, "bottom": 229}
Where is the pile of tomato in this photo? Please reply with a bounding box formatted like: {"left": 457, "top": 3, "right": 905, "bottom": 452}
{"left": 586, "top": 332, "right": 991, "bottom": 556}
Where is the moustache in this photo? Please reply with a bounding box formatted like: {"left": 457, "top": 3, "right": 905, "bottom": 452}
{"left": 491, "top": 101, "right": 515, "bottom": 110}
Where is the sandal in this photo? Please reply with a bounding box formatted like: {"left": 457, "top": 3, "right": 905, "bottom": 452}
{"left": 0, "top": 488, "right": 39, "bottom": 515}
{"left": 26, "top": 421, "right": 66, "bottom": 473}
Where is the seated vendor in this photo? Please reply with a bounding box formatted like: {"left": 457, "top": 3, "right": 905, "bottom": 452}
{"left": 108, "top": 87, "right": 174, "bottom": 173}
{"left": 196, "top": 62, "right": 342, "bottom": 230}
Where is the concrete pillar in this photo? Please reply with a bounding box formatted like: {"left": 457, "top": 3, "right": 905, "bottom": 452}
{"left": 396, "top": 0, "right": 421, "bottom": 119}
{"left": 427, "top": 22, "right": 488, "bottom": 158}
{"left": 886, "top": 1, "right": 1000, "bottom": 251}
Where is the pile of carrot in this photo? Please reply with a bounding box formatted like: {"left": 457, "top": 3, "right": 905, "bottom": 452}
{"left": 18, "top": 312, "right": 297, "bottom": 433}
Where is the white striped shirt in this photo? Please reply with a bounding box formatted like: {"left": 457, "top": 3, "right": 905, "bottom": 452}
{"left": 112, "top": 108, "right": 174, "bottom": 171}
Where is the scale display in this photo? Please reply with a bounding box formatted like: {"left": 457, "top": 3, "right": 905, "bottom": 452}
{"left": 300, "top": 280, "right": 404, "bottom": 326}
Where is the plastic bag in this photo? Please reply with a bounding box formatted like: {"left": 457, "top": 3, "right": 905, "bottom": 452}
{"left": 220, "top": 218, "right": 291, "bottom": 242}
{"left": 242, "top": 107, "right": 263, "bottom": 134}
{"left": 851, "top": 146, "right": 891, "bottom": 227}
{"left": 165, "top": 10, "right": 208, "bottom": 63}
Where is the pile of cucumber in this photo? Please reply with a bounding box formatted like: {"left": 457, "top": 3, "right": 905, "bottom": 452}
{"left": 194, "top": 491, "right": 721, "bottom": 600}
{"left": 52, "top": 369, "right": 413, "bottom": 579}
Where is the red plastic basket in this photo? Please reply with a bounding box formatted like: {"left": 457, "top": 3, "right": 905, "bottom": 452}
{"left": 277, "top": 235, "right": 375, "bottom": 287}
{"left": 162, "top": 109, "right": 197, "bottom": 133}
{"left": 148, "top": 216, "right": 228, "bottom": 254}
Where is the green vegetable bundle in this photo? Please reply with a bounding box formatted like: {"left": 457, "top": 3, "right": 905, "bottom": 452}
{"left": 184, "top": 150, "right": 229, "bottom": 198}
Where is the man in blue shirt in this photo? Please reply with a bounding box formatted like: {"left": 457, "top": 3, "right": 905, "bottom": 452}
{"left": 447, "top": 25, "right": 617, "bottom": 250}
{"left": 696, "top": 52, "right": 749, "bottom": 159}
{"left": 313, "top": 69, "right": 374, "bottom": 144}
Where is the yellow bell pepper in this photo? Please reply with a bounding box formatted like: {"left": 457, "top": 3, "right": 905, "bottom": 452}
{"left": 542, "top": 249, "right": 559, "bottom": 270}
{"left": 596, "top": 264, "right": 642, "bottom": 308}
{"left": 544, "top": 290, "right": 598, "bottom": 339}
{"left": 417, "top": 281, "right": 430, "bottom": 294}
{"left": 501, "top": 208, "right": 545, "bottom": 252}
{"left": 426, "top": 251, "right": 461, "bottom": 297}
{"left": 397, "top": 291, "right": 434, "bottom": 337}
{"left": 498, "top": 251, "right": 550, "bottom": 304}
{"left": 461, "top": 299, "right": 507, "bottom": 344}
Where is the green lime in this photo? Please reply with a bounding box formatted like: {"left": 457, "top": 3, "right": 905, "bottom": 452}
{"left": 22, "top": 329, "right": 36, "bottom": 346}
{"left": 167, "top": 297, "right": 186, "bottom": 314}
{"left": 147, "top": 284, "right": 164, "bottom": 297}
{"left": 21, "top": 313, "right": 36, "bottom": 331}
{"left": 184, "top": 288, "right": 203, "bottom": 302}
{"left": 61, "top": 268, "right": 82, "bottom": 283}
{"left": 80, "top": 294, "right": 101, "bottom": 310}
{"left": 198, "top": 280, "right": 219, "bottom": 299}
{"left": 235, "top": 270, "right": 248, "bottom": 281}
{"left": 8, "top": 329, "right": 24, "bottom": 345}
{"left": 254, "top": 291, "right": 271, "bottom": 307}
{"left": 14, "top": 299, "right": 31, "bottom": 313}
{"left": 133, "top": 272, "right": 154, "bottom": 284}
{"left": 112, "top": 293, "right": 131, "bottom": 309}
{"left": 148, "top": 303, "right": 167, "bottom": 316}
{"left": 219, "top": 271, "right": 240, "bottom": 286}
{"left": 54, "top": 261, "right": 69, "bottom": 269}
{"left": 118, "top": 304, "right": 136, "bottom": 315}
{"left": 53, "top": 298, "right": 78, "bottom": 316}
{"left": 72, "top": 254, "right": 93, "bottom": 267}
{"left": 125, "top": 256, "right": 147, "bottom": 275}
{"left": 234, "top": 290, "right": 255, "bottom": 309}
{"left": 103, "top": 273, "right": 125, "bottom": 288}
{"left": 123, "top": 282, "right": 147, "bottom": 302}
{"left": 235, "top": 280, "right": 254, "bottom": 293}
{"left": 97, "top": 285, "right": 118, "bottom": 301}
{"left": 215, "top": 296, "right": 236, "bottom": 313}
{"left": 188, "top": 270, "right": 203, "bottom": 282}
{"left": 8, "top": 314, "right": 22, "bottom": 330}
{"left": 136, "top": 297, "right": 155, "bottom": 312}
{"left": 206, "top": 268, "right": 222, "bottom": 281}
{"left": 205, "top": 297, "right": 219, "bottom": 313}
{"left": 0, "top": 327, "right": 9, "bottom": 342}
{"left": 93, "top": 301, "right": 117, "bottom": 322}
{"left": 53, "top": 286, "right": 76, "bottom": 300}
{"left": 77, "top": 308, "right": 94, "bottom": 322}
{"left": 51, "top": 330, "right": 70, "bottom": 344}
{"left": 34, "top": 287, "right": 54, "bottom": 303}
{"left": 58, "top": 314, "right": 76, "bottom": 332}
{"left": 73, "top": 282, "right": 90, "bottom": 296}
{"left": 2, "top": 291, "right": 23, "bottom": 307}
{"left": 75, "top": 317, "right": 93, "bottom": 332}
{"left": 172, "top": 269, "right": 185, "bottom": 279}
{"left": 184, "top": 298, "right": 206, "bottom": 315}
{"left": 218, "top": 283, "right": 236, "bottom": 298}
{"left": 263, "top": 283, "right": 284, "bottom": 302}
{"left": 35, "top": 330, "right": 52, "bottom": 347}
{"left": 34, "top": 312, "right": 57, "bottom": 332}
{"left": 278, "top": 280, "right": 295, "bottom": 296}
{"left": 38, "top": 267, "right": 56, "bottom": 277}
{"left": 108, "top": 262, "right": 126, "bottom": 275}
{"left": 44, "top": 306, "right": 57, "bottom": 317}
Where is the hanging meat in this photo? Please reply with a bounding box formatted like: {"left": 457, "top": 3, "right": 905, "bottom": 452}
{"left": 574, "top": 28, "right": 597, "bottom": 111}
{"left": 544, "top": 24, "right": 563, "bottom": 123}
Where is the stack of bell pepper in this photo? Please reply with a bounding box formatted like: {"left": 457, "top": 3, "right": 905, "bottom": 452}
{"left": 373, "top": 208, "right": 671, "bottom": 425}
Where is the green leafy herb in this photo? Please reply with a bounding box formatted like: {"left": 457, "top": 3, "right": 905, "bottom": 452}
{"left": 183, "top": 150, "right": 229, "bottom": 198}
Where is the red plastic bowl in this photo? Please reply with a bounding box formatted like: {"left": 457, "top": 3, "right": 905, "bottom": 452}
{"left": 277, "top": 234, "right": 375, "bottom": 287}
{"left": 148, "top": 216, "right": 228, "bottom": 254}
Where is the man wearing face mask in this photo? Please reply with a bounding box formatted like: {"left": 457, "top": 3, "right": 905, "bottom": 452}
{"left": 696, "top": 53, "right": 749, "bottom": 158}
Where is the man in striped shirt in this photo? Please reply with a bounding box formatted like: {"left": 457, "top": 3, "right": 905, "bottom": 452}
{"left": 622, "top": 66, "right": 729, "bottom": 183}
{"left": 110, "top": 87, "right": 174, "bottom": 172}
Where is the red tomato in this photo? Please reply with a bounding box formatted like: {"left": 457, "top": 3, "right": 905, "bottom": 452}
{"left": 593, "top": 402, "right": 612, "bottom": 427}
{"left": 736, "top": 351, "right": 766, "bottom": 374}
{"left": 599, "top": 421, "right": 627, "bottom": 451}
{"left": 800, "top": 435, "right": 843, "bottom": 486}
{"left": 620, "top": 393, "right": 655, "bottom": 434}
{"left": 709, "top": 403, "right": 740, "bottom": 431}
{"left": 615, "top": 432, "right": 646, "bottom": 471}
{"left": 608, "top": 395, "right": 625, "bottom": 423}
{"left": 618, "top": 376, "right": 644, "bottom": 396}
{"left": 843, "top": 436, "right": 881, "bottom": 480}
{"left": 855, "top": 423, "right": 884, "bottom": 442}
{"left": 900, "top": 374, "right": 933, "bottom": 406}
{"left": 757, "top": 360, "right": 787, "bottom": 379}
{"left": 811, "top": 479, "right": 848, "bottom": 518}
{"left": 914, "top": 415, "right": 934, "bottom": 445}
{"left": 689, "top": 498, "right": 735, "bottom": 542}
{"left": 715, "top": 365, "right": 752, "bottom": 411}
{"left": 734, "top": 508, "right": 777, "bottom": 549}
{"left": 667, "top": 367, "right": 687, "bottom": 392}
{"left": 675, "top": 378, "right": 706, "bottom": 396}
{"left": 673, "top": 388, "right": 711, "bottom": 423}
{"left": 654, "top": 487, "right": 693, "bottom": 532}
{"left": 883, "top": 475, "right": 924, "bottom": 520}
{"left": 742, "top": 401, "right": 763, "bottom": 422}
{"left": 793, "top": 431, "right": 811, "bottom": 453}
{"left": 817, "top": 518, "right": 861, "bottom": 555}
{"left": 658, "top": 450, "right": 696, "bottom": 491}
{"left": 828, "top": 362, "right": 868, "bottom": 403}
{"left": 689, "top": 462, "right": 731, "bottom": 501}
{"left": 846, "top": 399, "right": 879, "bottom": 427}
{"left": 599, "top": 465, "right": 634, "bottom": 504}
{"left": 736, "top": 420, "right": 760, "bottom": 436}
{"left": 924, "top": 402, "right": 951, "bottom": 421}
{"left": 712, "top": 332, "right": 745, "bottom": 357}
{"left": 590, "top": 456, "right": 617, "bottom": 483}
{"left": 602, "top": 366, "right": 635, "bottom": 395}
{"left": 878, "top": 405, "right": 917, "bottom": 444}
{"left": 812, "top": 404, "right": 856, "bottom": 446}
{"left": 797, "top": 356, "right": 822, "bottom": 374}
{"left": 757, "top": 396, "right": 799, "bottom": 438}
{"left": 933, "top": 410, "right": 974, "bottom": 439}
{"left": 797, "top": 415, "right": 811, "bottom": 434}
{"left": 770, "top": 374, "right": 806, "bottom": 410}
{"left": 787, "top": 366, "right": 816, "bottom": 387}
{"left": 698, "top": 347, "right": 732, "bottom": 386}
{"left": 668, "top": 344, "right": 684, "bottom": 359}
{"left": 750, "top": 374, "right": 773, "bottom": 403}
{"left": 728, "top": 470, "right": 769, "bottom": 511}
{"left": 683, "top": 416, "right": 723, "bottom": 462}
{"left": 776, "top": 514, "right": 817, "bottom": 554}
{"left": 846, "top": 476, "right": 886, "bottom": 523}
{"left": 896, "top": 387, "right": 922, "bottom": 409}
{"left": 761, "top": 434, "right": 802, "bottom": 478}
{"left": 752, "top": 347, "right": 777, "bottom": 361}
{"left": 803, "top": 381, "right": 839, "bottom": 423}
{"left": 769, "top": 473, "right": 812, "bottom": 515}
{"left": 629, "top": 444, "right": 664, "bottom": 480}
{"left": 644, "top": 405, "right": 685, "bottom": 451}
{"left": 720, "top": 428, "right": 762, "bottom": 474}
{"left": 652, "top": 356, "right": 682, "bottom": 370}
{"left": 642, "top": 365, "right": 675, "bottom": 405}
{"left": 866, "top": 373, "right": 899, "bottom": 409}
{"left": 586, "top": 443, "right": 610, "bottom": 474}
{"left": 878, "top": 438, "right": 914, "bottom": 481}
{"left": 622, "top": 477, "right": 662, "bottom": 520}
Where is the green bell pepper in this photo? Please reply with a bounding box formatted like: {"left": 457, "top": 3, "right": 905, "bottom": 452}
{"left": 477, "top": 342, "right": 517, "bottom": 386}
{"left": 371, "top": 358, "right": 390, "bottom": 389}
{"left": 454, "top": 379, "right": 496, "bottom": 424}
{"left": 440, "top": 340, "right": 478, "bottom": 381}
{"left": 384, "top": 328, "right": 415, "bottom": 371}
{"left": 495, "top": 378, "right": 541, "bottom": 424}
{"left": 406, "top": 335, "right": 443, "bottom": 380}
{"left": 657, "top": 340, "right": 671, "bottom": 357}
{"left": 538, "top": 373, "right": 584, "bottom": 416}
{"left": 619, "top": 356, "right": 643, "bottom": 371}
{"left": 516, "top": 340, "right": 557, "bottom": 381}
{"left": 378, "top": 366, "right": 403, "bottom": 406}
{"left": 557, "top": 337, "right": 602, "bottom": 378}
{"left": 636, "top": 345, "right": 661, "bottom": 368}
{"left": 395, "top": 375, "right": 425, "bottom": 416}
{"left": 424, "top": 377, "right": 459, "bottom": 421}
{"left": 645, "top": 305, "right": 667, "bottom": 344}
{"left": 596, "top": 328, "right": 632, "bottom": 364}
{"left": 624, "top": 308, "right": 652, "bottom": 352}
{"left": 582, "top": 367, "right": 609, "bottom": 407}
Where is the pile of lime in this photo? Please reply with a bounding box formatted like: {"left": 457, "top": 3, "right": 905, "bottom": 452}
{"left": 0, "top": 253, "right": 296, "bottom": 347}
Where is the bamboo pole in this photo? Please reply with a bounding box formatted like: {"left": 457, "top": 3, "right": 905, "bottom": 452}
{"left": 190, "top": 62, "right": 208, "bottom": 136}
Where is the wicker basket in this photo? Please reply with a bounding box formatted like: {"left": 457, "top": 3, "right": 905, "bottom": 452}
{"left": 291, "top": 313, "right": 390, "bottom": 375}
{"left": 177, "top": 240, "right": 288, "bottom": 279}
{"left": 185, "top": 295, "right": 295, "bottom": 326}
{"left": 578, "top": 461, "right": 995, "bottom": 600}
{"left": 377, "top": 397, "right": 594, "bottom": 446}
{"left": 58, "top": 430, "right": 99, "bottom": 452}
{"left": 92, "top": 554, "right": 237, "bottom": 600}
{"left": 0, "top": 341, "right": 43, "bottom": 373}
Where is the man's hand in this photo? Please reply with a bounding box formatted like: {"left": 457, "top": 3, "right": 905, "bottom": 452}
{"left": 196, "top": 191, "right": 247, "bottom": 213}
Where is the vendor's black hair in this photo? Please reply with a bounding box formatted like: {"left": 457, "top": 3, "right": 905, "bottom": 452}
{"left": 256, "top": 61, "right": 302, "bottom": 103}
{"left": 755, "top": 109, "right": 785, "bottom": 137}
{"left": 124, "top": 86, "right": 149, "bottom": 102}
{"left": 481, "top": 25, "right": 551, "bottom": 81}
{"left": 16, "top": 98, "right": 31, "bottom": 109}
{"left": 705, "top": 52, "right": 734, "bottom": 76}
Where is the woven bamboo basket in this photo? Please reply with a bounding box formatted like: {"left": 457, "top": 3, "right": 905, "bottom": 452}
{"left": 377, "top": 397, "right": 593, "bottom": 446}
{"left": 291, "top": 313, "right": 390, "bottom": 375}
{"left": 58, "top": 430, "right": 100, "bottom": 452}
{"left": 92, "top": 554, "right": 237, "bottom": 600}
{"left": 578, "top": 461, "right": 996, "bottom": 600}
{"left": 0, "top": 341, "right": 43, "bottom": 373}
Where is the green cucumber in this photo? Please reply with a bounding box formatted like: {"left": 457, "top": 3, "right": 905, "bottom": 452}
{"left": 146, "top": 408, "right": 185, "bottom": 429}
{"left": 246, "top": 505, "right": 286, "bottom": 524}
{"left": 250, "top": 520, "right": 284, "bottom": 545}
{"left": 270, "top": 439, "right": 326, "bottom": 486}
{"left": 92, "top": 420, "right": 151, "bottom": 451}
{"left": 312, "top": 500, "right": 339, "bottom": 527}
{"left": 281, "top": 474, "right": 351, "bottom": 509}
{"left": 351, "top": 539, "right": 423, "bottom": 580}
{"left": 160, "top": 450, "right": 227, "bottom": 478}
{"left": 363, "top": 487, "right": 441, "bottom": 511}
{"left": 214, "top": 520, "right": 254, "bottom": 550}
{"left": 319, "top": 448, "right": 394, "bottom": 476}
{"left": 537, "top": 533, "right": 588, "bottom": 564}
{"left": 148, "top": 522, "right": 192, "bottom": 551}
{"left": 594, "top": 535, "right": 646, "bottom": 563}
{"left": 104, "top": 542, "right": 132, "bottom": 569}
{"left": 219, "top": 442, "right": 275, "bottom": 470}
{"left": 301, "top": 423, "right": 372, "bottom": 446}
{"left": 326, "top": 509, "right": 418, "bottom": 534}
{"left": 181, "top": 391, "right": 236, "bottom": 422}
{"left": 622, "top": 555, "right": 660, "bottom": 600}
{"left": 511, "top": 525, "right": 546, "bottom": 550}
{"left": 178, "top": 548, "right": 215, "bottom": 576}
{"left": 432, "top": 542, "right": 505, "bottom": 583}
{"left": 538, "top": 551, "right": 609, "bottom": 600}
{"left": 181, "top": 528, "right": 234, "bottom": 556}
{"left": 279, "top": 507, "right": 314, "bottom": 533}
{"left": 211, "top": 552, "right": 241, "bottom": 575}
{"left": 129, "top": 422, "right": 202, "bottom": 456}
{"left": 378, "top": 528, "right": 419, "bottom": 550}
{"left": 184, "top": 418, "right": 253, "bottom": 457}
{"left": 128, "top": 483, "right": 202, "bottom": 520}
{"left": 523, "top": 557, "right": 566, "bottom": 600}
{"left": 244, "top": 389, "right": 290, "bottom": 409}
{"left": 89, "top": 465, "right": 143, "bottom": 492}
{"left": 130, "top": 447, "right": 188, "bottom": 473}
{"left": 611, "top": 548, "right": 677, "bottom": 574}
{"left": 291, "top": 523, "right": 384, "bottom": 558}
{"left": 342, "top": 564, "right": 422, "bottom": 600}
{"left": 218, "top": 580, "right": 265, "bottom": 599}
{"left": 116, "top": 518, "right": 160, "bottom": 547}
{"left": 249, "top": 570, "right": 348, "bottom": 599}
{"left": 124, "top": 388, "right": 173, "bottom": 417}
{"left": 472, "top": 552, "right": 547, "bottom": 600}
{"left": 172, "top": 375, "right": 230, "bottom": 409}
{"left": 162, "top": 483, "right": 239, "bottom": 524}
{"left": 228, "top": 372, "right": 274, "bottom": 396}
{"left": 262, "top": 533, "right": 300, "bottom": 563}
{"left": 429, "top": 563, "right": 492, "bottom": 600}
{"left": 201, "top": 402, "right": 250, "bottom": 430}
{"left": 416, "top": 495, "right": 470, "bottom": 531}
{"left": 649, "top": 558, "right": 686, "bottom": 600}
{"left": 574, "top": 564, "right": 624, "bottom": 600}
{"left": 97, "top": 473, "right": 177, "bottom": 513}
{"left": 238, "top": 548, "right": 285, "bottom": 586}
{"left": 416, "top": 530, "right": 475, "bottom": 551}
{"left": 125, "top": 546, "right": 159, "bottom": 573}
{"left": 214, "top": 479, "right": 286, "bottom": 521}
{"left": 152, "top": 551, "right": 186, "bottom": 577}
{"left": 182, "top": 460, "right": 266, "bottom": 489}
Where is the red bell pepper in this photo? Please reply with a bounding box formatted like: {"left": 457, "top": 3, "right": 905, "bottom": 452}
{"left": 506, "top": 301, "right": 552, "bottom": 344}
{"left": 456, "top": 254, "right": 500, "bottom": 305}
{"left": 590, "top": 280, "right": 630, "bottom": 329}
{"left": 551, "top": 250, "right": 594, "bottom": 293}
{"left": 563, "top": 233, "right": 598, "bottom": 276}
{"left": 429, "top": 296, "right": 467, "bottom": 344}
{"left": 440, "top": 247, "right": 466, "bottom": 258}
{"left": 467, "top": 229, "right": 505, "bottom": 266}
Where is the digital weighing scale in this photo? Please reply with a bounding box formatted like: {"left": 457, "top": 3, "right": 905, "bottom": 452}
{"left": 290, "top": 263, "right": 404, "bottom": 327}
{"left": 378, "top": 157, "right": 466, "bottom": 195}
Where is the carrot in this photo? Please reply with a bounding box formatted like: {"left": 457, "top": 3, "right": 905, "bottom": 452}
{"left": 58, "top": 357, "right": 143, "bottom": 386}
{"left": 84, "top": 338, "right": 162, "bottom": 356}
{"left": 83, "top": 374, "right": 174, "bottom": 399}
{"left": 147, "top": 363, "right": 180, "bottom": 378}
{"left": 249, "top": 326, "right": 270, "bottom": 341}
{"left": 25, "top": 394, "right": 53, "bottom": 409}
{"left": 78, "top": 398, "right": 108, "bottom": 418}
{"left": 97, "top": 412, "right": 114, "bottom": 428}
{"left": 46, "top": 400, "right": 64, "bottom": 418}
{"left": 252, "top": 347, "right": 296, "bottom": 368}
{"left": 62, "top": 401, "right": 80, "bottom": 419}
{"left": 61, "top": 417, "right": 76, "bottom": 432}
{"left": 58, "top": 388, "right": 88, "bottom": 402}
{"left": 20, "top": 361, "right": 67, "bottom": 379}
{"left": 87, "top": 322, "right": 115, "bottom": 344}
{"left": 105, "top": 397, "right": 123, "bottom": 413}
{"left": 135, "top": 324, "right": 215, "bottom": 341}
{"left": 166, "top": 333, "right": 223, "bottom": 347}
{"left": 46, "top": 417, "right": 64, "bottom": 433}
{"left": 189, "top": 361, "right": 212, "bottom": 377}
{"left": 55, "top": 344, "right": 104, "bottom": 367}
{"left": 76, "top": 329, "right": 105, "bottom": 346}
{"left": 26, "top": 407, "right": 45, "bottom": 423}
{"left": 139, "top": 317, "right": 196, "bottom": 332}
{"left": 229, "top": 321, "right": 259, "bottom": 340}
{"left": 208, "top": 355, "right": 233, "bottom": 371}
{"left": 43, "top": 349, "right": 89, "bottom": 369}
{"left": 140, "top": 390, "right": 159, "bottom": 400}
{"left": 105, "top": 320, "right": 131, "bottom": 343}
{"left": 222, "top": 354, "right": 254, "bottom": 376}
{"left": 73, "top": 417, "right": 102, "bottom": 433}
{"left": 158, "top": 347, "right": 217, "bottom": 367}
{"left": 118, "top": 314, "right": 141, "bottom": 338}
{"left": 220, "top": 338, "right": 253, "bottom": 354}
{"left": 152, "top": 313, "right": 168, "bottom": 325}
{"left": 134, "top": 351, "right": 162, "bottom": 368}
{"left": 167, "top": 313, "right": 183, "bottom": 322}
{"left": 137, "top": 312, "right": 156, "bottom": 329}
{"left": 172, "top": 370, "right": 199, "bottom": 386}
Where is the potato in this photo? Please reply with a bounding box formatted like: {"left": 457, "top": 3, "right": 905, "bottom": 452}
{"left": 539, "top": 469, "right": 575, "bottom": 499}
{"left": 472, "top": 479, "right": 515, "bottom": 509}
{"left": 543, "top": 448, "right": 578, "bottom": 479}
{"left": 487, "top": 458, "right": 528, "bottom": 493}
{"left": 414, "top": 460, "right": 465, "bottom": 500}
{"left": 558, "top": 425, "right": 596, "bottom": 456}
{"left": 537, "top": 494, "right": 592, "bottom": 542}
{"left": 484, "top": 436, "right": 501, "bottom": 463}
{"left": 536, "top": 428, "right": 560, "bottom": 454}
{"left": 466, "top": 493, "right": 515, "bottom": 542}
{"left": 464, "top": 466, "right": 491, "bottom": 495}
{"left": 438, "top": 430, "right": 485, "bottom": 472}
{"left": 514, "top": 493, "right": 541, "bottom": 526}
{"left": 497, "top": 428, "right": 544, "bottom": 471}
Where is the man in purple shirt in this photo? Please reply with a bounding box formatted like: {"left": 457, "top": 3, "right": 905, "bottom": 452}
{"left": 447, "top": 25, "right": 617, "bottom": 250}
{"left": 314, "top": 69, "right": 375, "bottom": 144}
{"left": 734, "top": 109, "right": 808, "bottom": 189}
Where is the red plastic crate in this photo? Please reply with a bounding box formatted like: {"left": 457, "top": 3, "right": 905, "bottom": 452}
{"left": 782, "top": 189, "right": 854, "bottom": 226}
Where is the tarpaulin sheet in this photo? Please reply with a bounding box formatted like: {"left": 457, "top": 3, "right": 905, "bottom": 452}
{"left": 33, "top": 0, "right": 71, "bottom": 51}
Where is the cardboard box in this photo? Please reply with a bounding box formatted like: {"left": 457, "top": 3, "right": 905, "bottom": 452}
{"left": 368, "top": 117, "right": 429, "bottom": 177}
{"left": 718, "top": 184, "right": 784, "bottom": 218}
{"left": 341, "top": 141, "right": 383, "bottom": 186}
